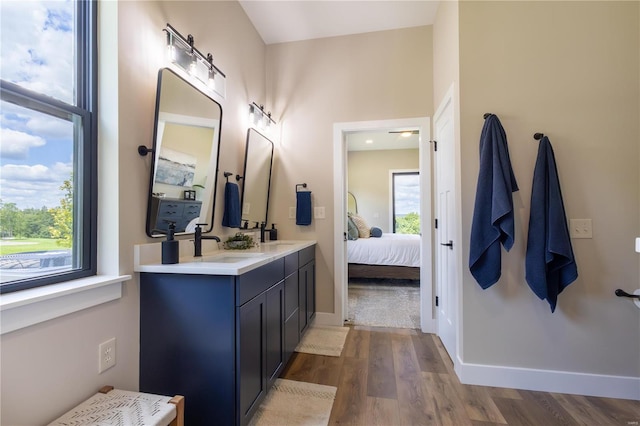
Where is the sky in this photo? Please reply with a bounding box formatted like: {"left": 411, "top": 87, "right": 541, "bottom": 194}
{"left": 1, "top": 0, "right": 75, "bottom": 210}
{"left": 394, "top": 173, "right": 420, "bottom": 215}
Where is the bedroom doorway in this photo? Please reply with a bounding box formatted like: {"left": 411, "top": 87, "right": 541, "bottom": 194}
{"left": 332, "top": 117, "right": 435, "bottom": 333}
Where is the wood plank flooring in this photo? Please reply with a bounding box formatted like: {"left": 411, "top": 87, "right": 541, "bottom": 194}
{"left": 280, "top": 326, "right": 640, "bottom": 426}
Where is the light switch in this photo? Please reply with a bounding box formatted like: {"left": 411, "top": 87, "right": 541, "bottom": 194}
{"left": 570, "top": 219, "right": 592, "bottom": 239}
{"left": 314, "top": 206, "right": 325, "bottom": 219}
{"left": 289, "top": 207, "right": 296, "bottom": 219}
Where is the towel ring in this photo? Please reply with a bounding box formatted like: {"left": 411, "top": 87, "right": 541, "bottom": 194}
{"left": 224, "top": 172, "right": 233, "bottom": 182}
{"left": 296, "top": 183, "right": 308, "bottom": 192}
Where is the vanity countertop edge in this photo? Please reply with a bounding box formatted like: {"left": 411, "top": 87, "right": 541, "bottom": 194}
{"left": 134, "top": 240, "right": 316, "bottom": 276}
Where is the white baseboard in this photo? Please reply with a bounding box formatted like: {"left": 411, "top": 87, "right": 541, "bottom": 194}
{"left": 456, "top": 359, "right": 640, "bottom": 401}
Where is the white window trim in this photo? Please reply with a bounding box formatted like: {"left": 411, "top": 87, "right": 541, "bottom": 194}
{"left": 0, "top": 275, "right": 130, "bottom": 335}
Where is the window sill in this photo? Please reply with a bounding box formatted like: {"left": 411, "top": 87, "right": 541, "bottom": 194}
{"left": 0, "top": 275, "right": 131, "bottom": 335}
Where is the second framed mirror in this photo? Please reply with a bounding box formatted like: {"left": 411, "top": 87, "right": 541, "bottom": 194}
{"left": 241, "top": 129, "right": 274, "bottom": 228}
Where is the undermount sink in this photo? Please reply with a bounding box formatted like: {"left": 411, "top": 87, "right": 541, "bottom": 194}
{"left": 196, "top": 252, "right": 266, "bottom": 263}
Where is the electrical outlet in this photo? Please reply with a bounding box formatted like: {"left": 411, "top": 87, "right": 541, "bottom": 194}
{"left": 570, "top": 219, "right": 592, "bottom": 239}
{"left": 99, "top": 338, "right": 116, "bottom": 373}
{"left": 314, "top": 206, "right": 325, "bottom": 219}
{"left": 289, "top": 207, "right": 296, "bottom": 219}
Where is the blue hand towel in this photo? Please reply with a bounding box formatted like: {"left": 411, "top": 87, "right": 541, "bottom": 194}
{"left": 296, "top": 191, "right": 312, "bottom": 226}
{"left": 222, "top": 182, "right": 241, "bottom": 228}
{"left": 469, "top": 114, "right": 519, "bottom": 289}
{"left": 525, "top": 136, "right": 577, "bottom": 312}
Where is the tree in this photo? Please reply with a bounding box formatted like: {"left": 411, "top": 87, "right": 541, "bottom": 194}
{"left": 49, "top": 179, "right": 73, "bottom": 247}
{"left": 395, "top": 212, "right": 420, "bottom": 235}
{"left": 0, "top": 201, "right": 21, "bottom": 238}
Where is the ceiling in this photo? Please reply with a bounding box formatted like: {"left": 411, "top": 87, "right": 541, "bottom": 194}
{"left": 346, "top": 130, "right": 419, "bottom": 152}
{"left": 239, "top": 1, "right": 435, "bottom": 151}
{"left": 238, "top": 1, "right": 440, "bottom": 45}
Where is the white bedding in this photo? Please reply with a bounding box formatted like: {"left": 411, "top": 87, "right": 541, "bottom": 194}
{"left": 347, "top": 233, "right": 420, "bottom": 267}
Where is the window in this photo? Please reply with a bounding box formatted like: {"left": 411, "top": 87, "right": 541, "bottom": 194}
{"left": 392, "top": 171, "right": 420, "bottom": 234}
{"left": 0, "top": 0, "right": 97, "bottom": 293}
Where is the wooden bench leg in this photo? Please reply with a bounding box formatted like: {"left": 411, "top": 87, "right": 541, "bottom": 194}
{"left": 168, "top": 395, "right": 184, "bottom": 426}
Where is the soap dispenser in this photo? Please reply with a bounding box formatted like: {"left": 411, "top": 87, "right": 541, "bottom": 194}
{"left": 269, "top": 223, "right": 278, "bottom": 241}
{"left": 162, "top": 221, "right": 179, "bottom": 264}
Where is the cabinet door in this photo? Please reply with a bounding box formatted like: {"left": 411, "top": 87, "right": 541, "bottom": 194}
{"left": 298, "top": 259, "right": 316, "bottom": 335}
{"left": 298, "top": 266, "right": 308, "bottom": 334}
{"left": 265, "top": 281, "right": 284, "bottom": 389}
{"left": 237, "top": 293, "right": 266, "bottom": 426}
{"left": 305, "top": 260, "right": 316, "bottom": 323}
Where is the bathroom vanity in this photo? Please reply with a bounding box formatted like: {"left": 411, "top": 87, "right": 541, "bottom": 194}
{"left": 134, "top": 241, "right": 316, "bottom": 425}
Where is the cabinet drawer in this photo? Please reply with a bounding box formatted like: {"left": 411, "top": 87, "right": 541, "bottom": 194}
{"left": 237, "top": 258, "right": 285, "bottom": 306}
{"left": 183, "top": 202, "right": 202, "bottom": 219}
{"left": 299, "top": 245, "right": 315, "bottom": 266}
{"left": 284, "top": 253, "right": 298, "bottom": 276}
{"left": 157, "top": 201, "right": 184, "bottom": 217}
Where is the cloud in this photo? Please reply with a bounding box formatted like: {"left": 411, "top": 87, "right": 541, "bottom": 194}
{"left": 0, "top": 128, "right": 46, "bottom": 159}
{"left": 1, "top": 162, "right": 71, "bottom": 182}
{"left": 0, "top": 162, "right": 72, "bottom": 209}
{"left": 0, "top": 1, "right": 74, "bottom": 103}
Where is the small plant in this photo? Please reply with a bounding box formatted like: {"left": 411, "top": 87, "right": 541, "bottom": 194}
{"left": 223, "top": 233, "right": 255, "bottom": 250}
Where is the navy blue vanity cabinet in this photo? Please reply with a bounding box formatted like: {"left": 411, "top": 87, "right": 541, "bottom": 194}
{"left": 139, "top": 273, "right": 236, "bottom": 425}
{"left": 298, "top": 245, "right": 316, "bottom": 335}
{"left": 237, "top": 266, "right": 285, "bottom": 426}
{"left": 139, "top": 244, "right": 315, "bottom": 426}
{"left": 283, "top": 253, "right": 300, "bottom": 360}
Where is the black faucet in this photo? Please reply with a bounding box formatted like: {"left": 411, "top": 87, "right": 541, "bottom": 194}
{"left": 259, "top": 222, "right": 267, "bottom": 243}
{"left": 193, "top": 223, "right": 220, "bottom": 257}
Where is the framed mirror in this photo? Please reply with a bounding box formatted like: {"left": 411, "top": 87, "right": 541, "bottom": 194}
{"left": 145, "top": 68, "right": 222, "bottom": 237}
{"left": 240, "top": 129, "right": 274, "bottom": 228}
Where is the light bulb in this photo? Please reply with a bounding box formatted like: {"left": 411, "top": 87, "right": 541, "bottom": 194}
{"left": 167, "top": 44, "right": 176, "bottom": 62}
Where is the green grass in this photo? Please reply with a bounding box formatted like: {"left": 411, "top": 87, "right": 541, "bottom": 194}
{"left": 0, "top": 238, "right": 69, "bottom": 255}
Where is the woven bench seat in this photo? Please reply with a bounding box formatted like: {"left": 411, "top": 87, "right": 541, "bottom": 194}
{"left": 48, "top": 386, "right": 184, "bottom": 426}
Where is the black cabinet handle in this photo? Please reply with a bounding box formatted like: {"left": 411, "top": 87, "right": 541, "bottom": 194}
{"left": 615, "top": 289, "right": 640, "bottom": 299}
{"left": 440, "top": 240, "right": 453, "bottom": 249}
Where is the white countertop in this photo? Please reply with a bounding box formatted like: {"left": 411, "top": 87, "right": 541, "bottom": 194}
{"left": 134, "top": 240, "right": 316, "bottom": 276}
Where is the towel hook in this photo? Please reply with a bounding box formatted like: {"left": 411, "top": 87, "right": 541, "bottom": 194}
{"left": 224, "top": 171, "right": 233, "bottom": 182}
{"left": 483, "top": 113, "right": 492, "bottom": 119}
{"left": 296, "top": 183, "right": 307, "bottom": 192}
{"left": 533, "top": 133, "right": 545, "bottom": 140}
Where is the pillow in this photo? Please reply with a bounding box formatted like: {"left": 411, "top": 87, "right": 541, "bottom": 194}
{"left": 350, "top": 213, "right": 370, "bottom": 238}
{"left": 347, "top": 217, "right": 359, "bottom": 240}
{"left": 370, "top": 226, "right": 383, "bottom": 238}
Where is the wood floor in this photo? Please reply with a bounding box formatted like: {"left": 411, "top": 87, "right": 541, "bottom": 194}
{"left": 280, "top": 325, "right": 640, "bottom": 426}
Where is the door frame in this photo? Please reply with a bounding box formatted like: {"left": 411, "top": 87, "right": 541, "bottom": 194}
{"left": 332, "top": 117, "right": 435, "bottom": 333}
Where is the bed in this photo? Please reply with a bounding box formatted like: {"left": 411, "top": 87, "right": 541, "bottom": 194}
{"left": 347, "top": 232, "right": 421, "bottom": 280}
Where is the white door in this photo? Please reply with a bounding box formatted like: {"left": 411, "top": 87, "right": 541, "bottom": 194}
{"left": 434, "top": 90, "right": 457, "bottom": 359}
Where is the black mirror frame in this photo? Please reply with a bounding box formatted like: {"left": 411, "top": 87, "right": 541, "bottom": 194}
{"left": 240, "top": 128, "right": 274, "bottom": 228}
{"left": 145, "top": 68, "right": 223, "bottom": 238}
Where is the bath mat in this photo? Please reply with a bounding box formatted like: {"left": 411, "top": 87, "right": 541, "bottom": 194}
{"left": 249, "top": 379, "right": 336, "bottom": 426}
{"left": 347, "top": 283, "right": 420, "bottom": 329}
{"left": 295, "top": 325, "right": 349, "bottom": 357}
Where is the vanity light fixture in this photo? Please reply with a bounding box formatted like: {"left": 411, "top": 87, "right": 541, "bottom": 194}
{"left": 249, "top": 102, "right": 276, "bottom": 131}
{"left": 164, "top": 23, "right": 226, "bottom": 98}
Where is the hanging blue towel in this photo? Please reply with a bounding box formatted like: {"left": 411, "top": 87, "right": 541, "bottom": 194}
{"left": 296, "top": 191, "right": 312, "bottom": 226}
{"left": 525, "top": 136, "right": 577, "bottom": 312}
{"left": 222, "top": 182, "right": 241, "bottom": 228}
{"left": 469, "top": 114, "right": 519, "bottom": 289}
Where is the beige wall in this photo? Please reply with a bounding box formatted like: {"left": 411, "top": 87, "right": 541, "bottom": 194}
{"left": 0, "top": 1, "right": 267, "bottom": 424}
{"left": 266, "top": 26, "right": 434, "bottom": 313}
{"left": 457, "top": 1, "right": 639, "bottom": 377}
{"left": 348, "top": 149, "right": 419, "bottom": 232}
